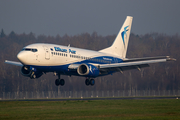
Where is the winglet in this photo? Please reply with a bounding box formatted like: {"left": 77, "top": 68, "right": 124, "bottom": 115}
{"left": 167, "top": 58, "right": 176, "bottom": 61}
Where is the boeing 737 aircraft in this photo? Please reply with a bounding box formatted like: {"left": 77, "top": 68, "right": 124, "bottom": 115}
{"left": 5, "top": 16, "right": 175, "bottom": 86}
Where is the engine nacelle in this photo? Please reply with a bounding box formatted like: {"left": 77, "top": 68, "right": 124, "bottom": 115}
{"left": 21, "top": 66, "right": 43, "bottom": 79}
{"left": 21, "top": 66, "right": 32, "bottom": 76}
{"left": 77, "top": 64, "right": 99, "bottom": 77}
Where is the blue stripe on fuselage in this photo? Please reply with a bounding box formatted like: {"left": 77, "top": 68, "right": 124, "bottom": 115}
{"left": 29, "top": 56, "right": 123, "bottom": 77}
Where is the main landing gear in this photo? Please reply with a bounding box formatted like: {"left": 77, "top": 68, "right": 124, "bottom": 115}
{"left": 85, "top": 78, "right": 95, "bottom": 86}
{"left": 55, "top": 74, "right": 65, "bottom": 86}
{"left": 54, "top": 73, "right": 95, "bottom": 86}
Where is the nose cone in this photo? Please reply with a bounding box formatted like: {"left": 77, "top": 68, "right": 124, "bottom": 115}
{"left": 17, "top": 52, "right": 27, "bottom": 64}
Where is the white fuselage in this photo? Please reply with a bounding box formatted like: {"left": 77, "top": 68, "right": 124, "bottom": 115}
{"left": 17, "top": 43, "right": 123, "bottom": 75}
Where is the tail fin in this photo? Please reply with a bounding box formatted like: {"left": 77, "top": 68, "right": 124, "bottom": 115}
{"left": 99, "top": 16, "right": 133, "bottom": 58}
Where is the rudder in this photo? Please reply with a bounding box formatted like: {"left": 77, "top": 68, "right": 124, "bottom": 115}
{"left": 99, "top": 16, "right": 133, "bottom": 58}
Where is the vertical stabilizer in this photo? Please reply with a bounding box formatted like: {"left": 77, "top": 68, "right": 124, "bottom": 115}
{"left": 99, "top": 16, "right": 133, "bottom": 58}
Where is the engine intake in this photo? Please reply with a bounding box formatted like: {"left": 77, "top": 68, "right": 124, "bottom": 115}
{"left": 21, "top": 66, "right": 43, "bottom": 79}
{"left": 21, "top": 66, "right": 32, "bottom": 76}
{"left": 77, "top": 64, "right": 99, "bottom": 77}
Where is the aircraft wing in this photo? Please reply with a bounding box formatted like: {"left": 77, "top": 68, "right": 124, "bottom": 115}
{"left": 5, "top": 60, "right": 23, "bottom": 67}
{"left": 99, "top": 56, "right": 176, "bottom": 72}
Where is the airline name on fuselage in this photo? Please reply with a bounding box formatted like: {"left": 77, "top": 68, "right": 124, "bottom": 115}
{"left": 54, "top": 47, "right": 76, "bottom": 54}
{"left": 103, "top": 57, "right": 112, "bottom": 61}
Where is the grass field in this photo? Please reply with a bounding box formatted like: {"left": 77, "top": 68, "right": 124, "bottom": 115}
{"left": 0, "top": 99, "right": 180, "bottom": 120}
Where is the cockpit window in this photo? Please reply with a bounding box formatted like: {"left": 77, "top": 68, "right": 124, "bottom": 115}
{"left": 22, "top": 48, "right": 38, "bottom": 52}
{"left": 32, "top": 49, "right": 37, "bottom": 52}
{"left": 24, "top": 48, "right": 31, "bottom": 51}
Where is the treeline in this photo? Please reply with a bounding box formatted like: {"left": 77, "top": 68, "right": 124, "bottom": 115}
{"left": 0, "top": 29, "right": 179, "bottom": 93}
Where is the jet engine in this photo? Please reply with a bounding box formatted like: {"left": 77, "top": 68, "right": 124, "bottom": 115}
{"left": 77, "top": 64, "right": 99, "bottom": 77}
{"left": 21, "top": 66, "right": 43, "bottom": 79}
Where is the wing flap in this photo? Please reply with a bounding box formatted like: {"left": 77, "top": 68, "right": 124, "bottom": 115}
{"left": 122, "top": 56, "right": 170, "bottom": 62}
{"left": 100, "top": 58, "right": 167, "bottom": 69}
{"left": 99, "top": 56, "right": 175, "bottom": 72}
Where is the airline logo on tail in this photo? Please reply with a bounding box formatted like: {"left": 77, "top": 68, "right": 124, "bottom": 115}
{"left": 121, "top": 26, "right": 129, "bottom": 46}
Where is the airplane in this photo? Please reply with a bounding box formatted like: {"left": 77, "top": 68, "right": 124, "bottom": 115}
{"left": 5, "top": 16, "right": 175, "bottom": 86}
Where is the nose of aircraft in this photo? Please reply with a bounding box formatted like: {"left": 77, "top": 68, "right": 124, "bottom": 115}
{"left": 17, "top": 52, "right": 27, "bottom": 64}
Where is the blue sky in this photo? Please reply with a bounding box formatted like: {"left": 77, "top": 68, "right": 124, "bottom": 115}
{"left": 0, "top": 0, "right": 180, "bottom": 36}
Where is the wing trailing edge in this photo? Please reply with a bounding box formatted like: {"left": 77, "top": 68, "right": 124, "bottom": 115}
{"left": 99, "top": 56, "right": 175, "bottom": 72}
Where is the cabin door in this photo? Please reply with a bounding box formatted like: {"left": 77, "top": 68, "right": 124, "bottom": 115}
{"left": 43, "top": 46, "right": 50, "bottom": 60}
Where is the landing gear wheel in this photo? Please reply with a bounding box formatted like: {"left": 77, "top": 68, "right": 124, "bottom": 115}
{"left": 85, "top": 79, "right": 90, "bottom": 86}
{"left": 55, "top": 79, "right": 60, "bottom": 86}
{"left": 30, "top": 74, "right": 36, "bottom": 79}
{"left": 90, "top": 79, "right": 95, "bottom": 86}
{"left": 60, "top": 79, "right": 65, "bottom": 86}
